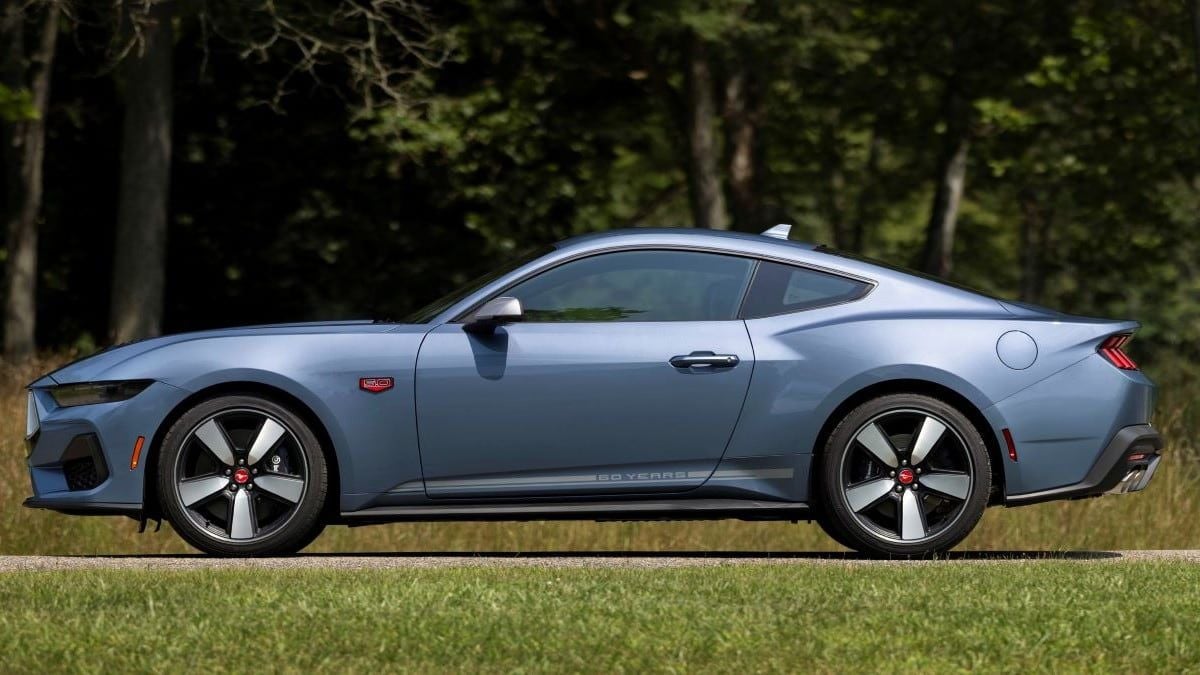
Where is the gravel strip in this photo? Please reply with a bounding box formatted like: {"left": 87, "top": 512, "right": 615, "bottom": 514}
{"left": 0, "top": 550, "right": 1197, "bottom": 572}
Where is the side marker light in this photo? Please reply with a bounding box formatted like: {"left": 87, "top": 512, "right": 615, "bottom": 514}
{"left": 1002, "top": 428, "right": 1018, "bottom": 462}
{"left": 130, "top": 435, "right": 146, "bottom": 470}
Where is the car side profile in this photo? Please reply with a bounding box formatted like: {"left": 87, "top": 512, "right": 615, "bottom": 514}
{"left": 23, "top": 226, "right": 1163, "bottom": 556}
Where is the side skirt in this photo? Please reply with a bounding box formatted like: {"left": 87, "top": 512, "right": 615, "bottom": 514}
{"left": 339, "top": 498, "right": 810, "bottom": 525}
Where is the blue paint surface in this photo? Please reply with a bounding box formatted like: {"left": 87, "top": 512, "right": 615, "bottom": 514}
{"left": 26, "top": 228, "right": 1155, "bottom": 512}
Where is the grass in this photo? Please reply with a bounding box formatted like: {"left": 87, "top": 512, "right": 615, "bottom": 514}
{"left": 1, "top": 353, "right": 1198, "bottom": 555}
{"left": 0, "top": 562, "right": 1198, "bottom": 673}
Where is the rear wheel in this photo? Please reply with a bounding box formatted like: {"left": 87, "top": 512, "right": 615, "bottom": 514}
{"left": 158, "top": 395, "right": 328, "bottom": 556}
{"left": 816, "top": 394, "right": 990, "bottom": 557}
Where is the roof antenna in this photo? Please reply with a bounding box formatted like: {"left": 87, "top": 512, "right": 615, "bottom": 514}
{"left": 761, "top": 224, "right": 792, "bottom": 240}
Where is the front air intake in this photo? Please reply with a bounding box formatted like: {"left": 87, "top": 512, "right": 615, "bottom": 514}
{"left": 61, "top": 434, "right": 109, "bottom": 491}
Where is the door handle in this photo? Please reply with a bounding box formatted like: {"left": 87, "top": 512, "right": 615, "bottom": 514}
{"left": 669, "top": 351, "right": 740, "bottom": 368}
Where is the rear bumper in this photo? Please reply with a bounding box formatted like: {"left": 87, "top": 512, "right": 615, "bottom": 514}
{"left": 986, "top": 353, "right": 1156, "bottom": 495}
{"left": 1005, "top": 424, "right": 1163, "bottom": 506}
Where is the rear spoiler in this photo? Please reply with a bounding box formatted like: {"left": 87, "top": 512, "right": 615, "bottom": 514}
{"left": 999, "top": 301, "right": 1139, "bottom": 334}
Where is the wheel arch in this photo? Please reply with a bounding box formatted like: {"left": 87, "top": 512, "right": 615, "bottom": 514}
{"left": 142, "top": 380, "right": 343, "bottom": 520}
{"left": 811, "top": 378, "right": 1006, "bottom": 503}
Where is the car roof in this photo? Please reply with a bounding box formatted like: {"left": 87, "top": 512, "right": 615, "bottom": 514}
{"left": 423, "top": 226, "right": 1009, "bottom": 324}
{"left": 557, "top": 227, "right": 822, "bottom": 252}
{"left": 553, "top": 227, "right": 1008, "bottom": 308}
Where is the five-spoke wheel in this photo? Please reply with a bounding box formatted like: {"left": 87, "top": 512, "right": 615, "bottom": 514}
{"left": 158, "top": 395, "right": 328, "bottom": 556}
{"left": 817, "top": 394, "right": 991, "bottom": 557}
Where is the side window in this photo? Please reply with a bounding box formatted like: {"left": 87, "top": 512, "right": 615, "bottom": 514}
{"left": 506, "top": 250, "right": 754, "bottom": 322}
{"left": 741, "top": 261, "right": 868, "bottom": 318}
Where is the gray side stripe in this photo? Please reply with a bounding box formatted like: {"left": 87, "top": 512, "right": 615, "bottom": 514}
{"left": 710, "top": 469, "right": 794, "bottom": 480}
{"left": 389, "top": 468, "right": 793, "bottom": 493}
{"left": 389, "top": 484, "right": 425, "bottom": 493}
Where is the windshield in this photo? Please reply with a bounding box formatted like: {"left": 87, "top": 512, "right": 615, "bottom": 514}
{"left": 403, "top": 246, "right": 553, "bottom": 323}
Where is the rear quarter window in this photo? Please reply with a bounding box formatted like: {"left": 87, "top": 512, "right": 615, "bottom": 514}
{"left": 741, "top": 261, "right": 869, "bottom": 318}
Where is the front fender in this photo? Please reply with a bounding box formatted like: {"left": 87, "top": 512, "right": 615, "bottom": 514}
{"left": 96, "top": 331, "right": 426, "bottom": 509}
{"left": 168, "top": 368, "right": 357, "bottom": 502}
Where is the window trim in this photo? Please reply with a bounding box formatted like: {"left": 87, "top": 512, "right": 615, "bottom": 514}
{"left": 736, "top": 259, "right": 874, "bottom": 320}
{"left": 451, "top": 244, "right": 876, "bottom": 324}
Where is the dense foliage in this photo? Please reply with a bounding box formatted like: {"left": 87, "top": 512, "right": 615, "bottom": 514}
{"left": 6, "top": 0, "right": 1200, "bottom": 361}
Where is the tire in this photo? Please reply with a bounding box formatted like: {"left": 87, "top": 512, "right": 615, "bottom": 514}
{"left": 816, "top": 393, "right": 991, "bottom": 557}
{"left": 812, "top": 499, "right": 859, "bottom": 552}
{"left": 157, "top": 395, "right": 329, "bottom": 556}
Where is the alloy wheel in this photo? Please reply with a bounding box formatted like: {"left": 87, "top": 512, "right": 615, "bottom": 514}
{"left": 172, "top": 408, "right": 309, "bottom": 543}
{"left": 838, "top": 408, "right": 975, "bottom": 543}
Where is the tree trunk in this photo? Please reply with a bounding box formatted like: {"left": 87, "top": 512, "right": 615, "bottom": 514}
{"left": 723, "top": 68, "right": 760, "bottom": 231}
{"left": 1192, "top": 0, "right": 1200, "bottom": 96}
{"left": 848, "top": 123, "right": 882, "bottom": 253}
{"left": 1018, "top": 187, "right": 1052, "bottom": 304}
{"left": 1, "top": 0, "right": 58, "bottom": 359}
{"left": 921, "top": 86, "right": 971, "bottom": 278}
{"left": 110, "top": 1, "right": 173, "bottom": 342}
{"left": 819, "top": 114, "right": 849, "bottom": 249}
{"left": 683, "top": 33, "right": 728, "bottom": 231}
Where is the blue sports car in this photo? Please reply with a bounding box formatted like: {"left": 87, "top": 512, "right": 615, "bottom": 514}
{"left": 23, "top": 226, "right": 1162, "bottom": 556}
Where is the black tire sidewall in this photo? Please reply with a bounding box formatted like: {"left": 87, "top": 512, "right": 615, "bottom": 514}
{"left": 157, "top": 395, "right": 329, "bottom": 556}
{"left": 819, "top": 393, "right": 991, "bottom": 557}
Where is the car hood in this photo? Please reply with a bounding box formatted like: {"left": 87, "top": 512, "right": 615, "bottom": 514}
{"left": 44, "top": 320, "right": 400, "bottom": 385}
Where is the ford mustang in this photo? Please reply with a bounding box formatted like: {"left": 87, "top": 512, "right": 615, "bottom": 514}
{"left": 23, "top": 226, "right": 1163, "bottom": 556}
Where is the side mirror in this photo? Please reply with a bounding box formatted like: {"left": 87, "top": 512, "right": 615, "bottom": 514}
{"left": 464, "top": 296, "right": 523, "bottom": 334}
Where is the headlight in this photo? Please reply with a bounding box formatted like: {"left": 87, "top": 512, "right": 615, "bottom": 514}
{"left": 49, "top": 380, "right": 153, "bottom": 408}
{"left": 26, "top": 391, "right": 39, "bottom": 439}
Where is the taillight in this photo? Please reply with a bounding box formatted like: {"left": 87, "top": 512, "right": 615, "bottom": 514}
{"left": 1099, "top": 334, "right": 1138, "bottom": 370}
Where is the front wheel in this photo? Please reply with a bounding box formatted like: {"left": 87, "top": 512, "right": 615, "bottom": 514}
{"left": 816, "top": 394, "right": 991, "bottom": 557}
{"left": 157, "top": 395, "right": 329, "bottom": 556}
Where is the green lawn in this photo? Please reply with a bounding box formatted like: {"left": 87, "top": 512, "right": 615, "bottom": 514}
{"left": 1, "top": 562, "right": 1197, "bottom": 673}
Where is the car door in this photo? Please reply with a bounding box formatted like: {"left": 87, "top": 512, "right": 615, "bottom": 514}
{"left": 415, "top": 249, "right": 757, "bottom": 498}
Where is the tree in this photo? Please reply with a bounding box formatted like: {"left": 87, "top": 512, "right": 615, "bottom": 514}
{"left": 683, "top": 32, "right": 728, "bottom": 230}
{"left": 722, "top": 67, "right": 761, "bottom": 230}
{"left": 719, "top": 2, "right": 887, "bottom": 244}
{"left": 920, "top": 73, "right": 971, "bottom": 277}
{"left": 107, "top": 0, "right": 448, "bottom": 341}
{"left": 109, "top": 0, "right": 174, "bottom": 342}
{"left": 1193, "top": 0, "right": 1200, "bottom": 94}
{"left": 866, "top": 1, "right": 1072, "bottom": 278}
{"left": 15, "top": 0, "right": 1200, "bottom": 366}
{"left": 1, "top": 0, "right": 59, "bottom": 357}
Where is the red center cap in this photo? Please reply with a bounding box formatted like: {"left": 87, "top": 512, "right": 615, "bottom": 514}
{"left": 897, "top": 468, "right": 915, "bottom": 485}
{"left": 233, "top": 468, "right": 251, "bottom": 485}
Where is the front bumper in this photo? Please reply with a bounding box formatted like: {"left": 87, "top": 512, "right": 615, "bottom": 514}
{"left": 22, "top": 497, "right": 142, "bottom": 518}
{"left": 23, "top": 380, "right": 190, "bottom": 515}
{"left": 1006, "top": 424, "right": 1163, "bottom": 506}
